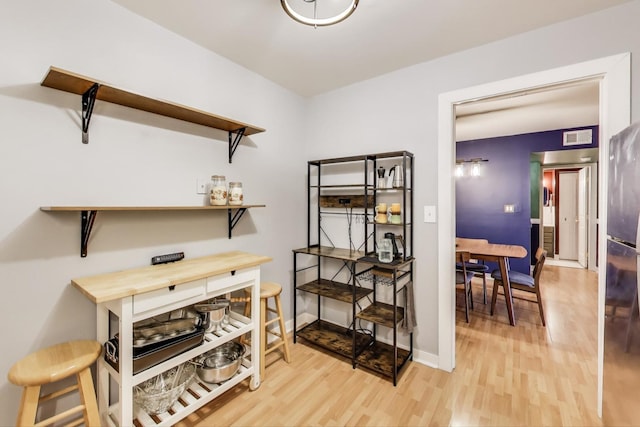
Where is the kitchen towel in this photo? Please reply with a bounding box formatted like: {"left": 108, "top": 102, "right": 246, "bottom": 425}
{"left": 402, "top": 280, "right": 417, "bottom": 333}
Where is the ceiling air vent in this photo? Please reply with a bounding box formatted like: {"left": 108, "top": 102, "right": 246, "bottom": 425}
{"left": 563, "top": 129, "right": 592, "bottom": 146}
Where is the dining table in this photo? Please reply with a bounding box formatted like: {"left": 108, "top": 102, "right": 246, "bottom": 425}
{"left": 456, "top": 237, "right": 528, "bottom": 326}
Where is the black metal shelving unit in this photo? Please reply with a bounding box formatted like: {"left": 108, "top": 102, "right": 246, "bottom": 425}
{"left": 292, "top": 151, "right": 414, "bottom": 385}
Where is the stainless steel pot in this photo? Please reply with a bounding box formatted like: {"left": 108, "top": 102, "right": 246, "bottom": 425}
{"left": 194, "top": 302, "right": 228, "bottom": 333}
{"left": 195, "top": 341, "right": 245, "bottom": 384}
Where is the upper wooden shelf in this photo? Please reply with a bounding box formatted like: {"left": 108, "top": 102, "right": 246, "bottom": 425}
{"left": 40, "top": 66, "right": 265, "bottom": 161}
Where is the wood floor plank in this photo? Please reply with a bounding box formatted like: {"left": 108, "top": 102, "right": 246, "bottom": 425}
{"left": 175, "top": 265, "right": 602, "bottom": 426}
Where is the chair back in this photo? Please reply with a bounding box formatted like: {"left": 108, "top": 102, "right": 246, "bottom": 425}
{"left": 532, "top": 247, "right": 547, "bottom": 286}
{"left": 456, "top": 251, "right": 470, "bottom": 264}
{"left": 456, "top": 251, "right": 470, "bottom": 284}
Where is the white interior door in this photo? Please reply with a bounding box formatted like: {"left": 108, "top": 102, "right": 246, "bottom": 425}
{"left": 559, "top": 171, "right": 579, "bottom": 260}
{"left": 578, "top": 167, "right": 589, "bottom": 267}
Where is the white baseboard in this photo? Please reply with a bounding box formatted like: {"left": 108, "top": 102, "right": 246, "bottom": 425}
{"left": 412, "top": 349, "right": 439, "bottom": 369}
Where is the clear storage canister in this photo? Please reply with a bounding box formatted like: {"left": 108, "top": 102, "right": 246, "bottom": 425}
{"left": 210, "top": 175, "right": 227, "bottom": 205}
{"left": 228, "top": 182, "right": 243, "bottom": 206}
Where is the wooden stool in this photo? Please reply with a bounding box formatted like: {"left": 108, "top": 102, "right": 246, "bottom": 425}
{"left": 7, "top": 340, "right": 102, "bottom": 427}
{"left": 243, "top": 282, "right": 291, "bottom": 379}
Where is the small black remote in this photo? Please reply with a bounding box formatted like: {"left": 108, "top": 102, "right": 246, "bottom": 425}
{"left": 151, "top": 252, "right": 185, "bottom": 265}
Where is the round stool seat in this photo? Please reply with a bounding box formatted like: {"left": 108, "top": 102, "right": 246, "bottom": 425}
{"left": 244, "top": 281, "right": 282, "bottom": 299}
{"left": 258, "top": 282, "right": 282, "bottom": 299}
{"left": 8, "top": 340, "right": 102, "bottom": 426}
{"left": 8, "top": 340, "right": 102, "bottom": 387}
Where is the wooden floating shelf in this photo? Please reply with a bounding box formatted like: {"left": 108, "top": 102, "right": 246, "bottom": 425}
{"left": 40, "top": 205, "right": 265, "bottom": 211}
{"left": 41, "top": 205, "right": 265, "bottom": 257}
{"left": 40, "top": 66, "right": 265, "bottom": 162}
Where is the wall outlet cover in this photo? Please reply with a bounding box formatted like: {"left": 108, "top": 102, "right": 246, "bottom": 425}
{"left": 196, "top": 178, "right": 207, "bottom": 194}
{"left": 424, "top": 205, "right": 437, "bottom": 223}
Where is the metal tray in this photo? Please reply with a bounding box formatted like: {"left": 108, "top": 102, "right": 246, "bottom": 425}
{"left": 105, "top": 328, "right": 204, "bottom": 375}
{"left": 133, "top": 318, "right": 200, "bottom": 349}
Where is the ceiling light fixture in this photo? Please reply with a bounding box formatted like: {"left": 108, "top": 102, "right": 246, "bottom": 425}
{"left": 281, "top": 0, "right": 359, "bottom": 27}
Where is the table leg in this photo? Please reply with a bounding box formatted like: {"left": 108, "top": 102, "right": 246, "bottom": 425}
{"left": 499, "top": 257, "right": 516, "bottom": 326}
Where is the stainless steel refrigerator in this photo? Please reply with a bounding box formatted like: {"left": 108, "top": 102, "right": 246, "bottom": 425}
{"left": 604, "top": 121, "right": 640, "bottom": 425}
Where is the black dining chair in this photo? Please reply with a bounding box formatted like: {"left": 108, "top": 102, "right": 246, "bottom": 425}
{"left": 456, "top": 251, "right": 476, "bottom": 323}
{"left": 455, "top": 237, "right": 490, "bottom": 304}
{"left": 456, "top": 260, "right": 490, "bottom": 303}
{"left": 490, "top": 247, "right": 547, "bottom": 326}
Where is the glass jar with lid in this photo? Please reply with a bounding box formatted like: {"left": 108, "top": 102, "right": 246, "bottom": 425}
{"left": 209, "top": 175, "right": 227, "bottom": 205}
{"left": 228, "top": 182, "right": 243, "bottom": 205}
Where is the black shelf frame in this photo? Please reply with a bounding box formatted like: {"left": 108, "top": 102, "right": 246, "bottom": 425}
{"left": 293, "top": 151, "right": 415, "bottom": 385}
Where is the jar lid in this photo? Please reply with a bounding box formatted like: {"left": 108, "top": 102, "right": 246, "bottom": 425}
{"left": 229, "top": 182, "right": 242, "bottom": 185}
{"left": 211, "top": 175, "right": 226, "bottom": 179}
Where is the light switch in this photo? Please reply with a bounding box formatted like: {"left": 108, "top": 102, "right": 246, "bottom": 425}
{"left": 196, "top": 178, "right": 207, "bottom": 194}
{"left": 424, "top": 205, "right": 436, "bottom": 223}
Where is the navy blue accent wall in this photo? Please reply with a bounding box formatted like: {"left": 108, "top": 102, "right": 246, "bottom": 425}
{"left": 456, "top": 126, "right": 598, "bottom": 274}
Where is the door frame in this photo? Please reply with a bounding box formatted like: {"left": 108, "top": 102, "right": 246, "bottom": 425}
{"left": 558, "top": 170, "right": 579, "bottom": 260}
{"left": 577, "top": 166, "right": 590, "bottom": 268}
{"left": 437, "top": 53, "right": 630, "bottom": 416}
{"left": 539, "top": 162, "right": 597, "bottom": 270}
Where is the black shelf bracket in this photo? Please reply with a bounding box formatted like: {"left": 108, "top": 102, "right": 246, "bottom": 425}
{"left": 227, "top": 207, "right": 248, "bottom": 238}
{"left": 80, "top": 210, "right": 98, "bottom": 257}
{"left": 81, "top": 83, "right": 100, "bottom": 144}
{"left": 228, "top": 127, "right": 247, "bottom": 163}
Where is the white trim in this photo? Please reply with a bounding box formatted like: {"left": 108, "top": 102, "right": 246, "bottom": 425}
{"left": 596, "top": 52, "right": 631, "bottom": 417}
{"left": 437, "top": 54, "right": 631, "bottom": 418}
{"left": 295, "top": 312, "right": 316, "bottom": 329}
{"left": 412, "top": 349, "right": 439, "bottom": 369}
{"left": 540, "top": 162, "right": 599, "bottom": 271}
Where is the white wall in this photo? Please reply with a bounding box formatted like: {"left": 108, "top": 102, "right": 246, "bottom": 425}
{"left": 0, "top": 1, "right": 307, "bottom": 422}
{"left": 306, "top": 0, "right": 640, "bottom": 363}
{"left": 2, "top": 0, "right": 640, "bottom": 423}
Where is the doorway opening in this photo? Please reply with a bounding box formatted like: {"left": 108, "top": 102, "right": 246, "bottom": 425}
{"left": 438, "top": 53, "right": 631, "bottom": 416}
{"left": 540, "top": 160, "right": 598, "bottom": 271}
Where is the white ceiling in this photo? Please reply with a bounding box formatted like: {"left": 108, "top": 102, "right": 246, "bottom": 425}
{"left": 455, "top": 78, "right": 601, "bottom": 142}
{"left": 111, "top": 0, "right": 621, "bottom": 143}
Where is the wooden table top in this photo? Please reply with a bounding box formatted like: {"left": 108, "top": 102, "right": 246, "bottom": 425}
{"left": 456, "top": 238, "right": 527, "bottom": 259}
{"left": 71, "top": 251, "right": 272, "bottom": 304}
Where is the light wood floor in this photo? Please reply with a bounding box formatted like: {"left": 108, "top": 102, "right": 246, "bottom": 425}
{"left": 176, "top": 265, "right": 601, "bottom": 427}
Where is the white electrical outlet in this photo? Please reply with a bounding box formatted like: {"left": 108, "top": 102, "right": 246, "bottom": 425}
{"left": 196, "top": 178, "right": 207, "bottom": 194}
